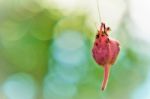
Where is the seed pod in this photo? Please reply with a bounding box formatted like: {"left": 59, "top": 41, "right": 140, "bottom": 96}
{"left": 92, "top": 22, "right": 120, "bottom": 91}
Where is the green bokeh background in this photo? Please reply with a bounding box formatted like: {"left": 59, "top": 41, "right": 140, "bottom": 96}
{"left": 0, "top": 0, "right": 149, "bottom": 99}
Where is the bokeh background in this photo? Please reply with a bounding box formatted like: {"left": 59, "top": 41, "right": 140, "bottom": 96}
{"left": 0, "top": 0, "right": 150, "bottom": 99}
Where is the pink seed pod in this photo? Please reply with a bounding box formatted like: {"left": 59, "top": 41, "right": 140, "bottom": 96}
{"left": 92, "top": 22, "right": 120, "bottom": 91}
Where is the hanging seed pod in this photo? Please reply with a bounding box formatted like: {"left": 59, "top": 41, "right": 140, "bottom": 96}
{"left": 92, "top": 22, "right": 120, "bottom": 91}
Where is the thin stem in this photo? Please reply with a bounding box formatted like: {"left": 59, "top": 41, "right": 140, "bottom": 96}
{"left": 96, "top": 0, "right": 102, "bottom": 23}
{"left": 101, "top": 64, "right": 111, "bottom": 91}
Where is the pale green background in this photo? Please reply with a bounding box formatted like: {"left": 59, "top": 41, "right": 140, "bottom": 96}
{"left": 0, "top": 0, "right": 150, "bottom": 99}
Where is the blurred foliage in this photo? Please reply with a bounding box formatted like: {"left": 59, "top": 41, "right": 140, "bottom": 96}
{"left": 0, "top": 0, "right": 150, "bottom": 99}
